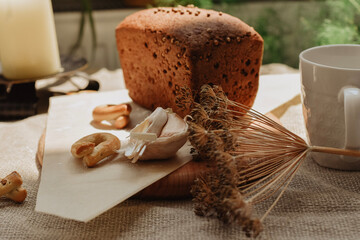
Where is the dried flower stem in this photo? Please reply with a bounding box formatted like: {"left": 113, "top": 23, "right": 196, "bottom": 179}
{"left": 177, "top": 84, "right": 360, "bottom": 238}
{"left": 260, "top": 149, "right": 309, "bottom": 221}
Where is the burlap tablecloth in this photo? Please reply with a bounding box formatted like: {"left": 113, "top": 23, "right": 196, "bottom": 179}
{"left": 0, "top": 69, "right": 359, "bottom": 239}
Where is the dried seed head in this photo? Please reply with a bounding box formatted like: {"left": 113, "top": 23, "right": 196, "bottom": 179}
{"left": 189, "top": 103, "right": 209, "bottom": 126}
{"left": 199, "top": 85, "right": 217, "bottom": 109}
{"left": 174, "top": 86, "right": 193, "bottom": 112}
{"left": 186, "top": 84, "right": 312, "bottom": 238}
{"left": 187, "top": 122, "right": 210, "bottom": 150}
{"left": 212, "top": 85, "right": 227, "bottom": 102}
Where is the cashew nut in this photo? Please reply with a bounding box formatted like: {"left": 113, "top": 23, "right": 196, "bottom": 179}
{"left": 92, "top": 104, "right": 131, "bottom": 129}
{"left": 71, "top": 133, "right": 121, "bottom": 167}
{"left": 0, "top": 171, "right": 27, "bottom": 203}
{"left": 114, "top": 115, "right": 130, "bottom": 129}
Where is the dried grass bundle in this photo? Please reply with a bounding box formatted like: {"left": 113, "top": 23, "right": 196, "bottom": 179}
{"left": 177, "top": 84, "right": 360, "bottom": 237}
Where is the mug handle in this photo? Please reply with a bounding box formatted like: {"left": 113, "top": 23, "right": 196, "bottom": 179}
{"left": 343, "top": 87, "right": 360, "bottom": 155}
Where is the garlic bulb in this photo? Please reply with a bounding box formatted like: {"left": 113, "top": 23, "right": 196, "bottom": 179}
{"left": 125, "top": 107, "right": 188, "bottom": 163}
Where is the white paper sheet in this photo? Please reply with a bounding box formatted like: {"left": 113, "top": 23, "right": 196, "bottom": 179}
{"left": 35, "top": 73, "right": 301, "bottom": 222}
{"left": 35, "top": 90, "right": 193, "bottom": 222}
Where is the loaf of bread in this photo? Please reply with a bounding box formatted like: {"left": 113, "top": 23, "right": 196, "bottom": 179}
{"left": 116, "top": 6, "right": 263, "bottom": 116}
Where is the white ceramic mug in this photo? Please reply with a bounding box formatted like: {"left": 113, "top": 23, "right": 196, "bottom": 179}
{"left": 300, "top": 44, "right": 360, "bottom": 170}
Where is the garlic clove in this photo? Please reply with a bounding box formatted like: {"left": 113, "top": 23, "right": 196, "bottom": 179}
{"left": 130, "top": 107, "right": 168, "bottom": 136}
{"left": 159, "top": 112, "right": 187, "bottom": 138}
{"left": 125, "top": 107, "right": 188, "bottom": 162}
{"left": 139, "top": 112, "right": 188, "bottom": 160}
{"left": 125, "top": 107, "right": 169, "bottom": 162}
{"left": 130, "top": 132, "right": 157, "bottom": 141}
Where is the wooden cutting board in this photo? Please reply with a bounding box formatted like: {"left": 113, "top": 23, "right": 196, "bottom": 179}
{"left": 36, "top": 112, "right": 280, "bottom": 199}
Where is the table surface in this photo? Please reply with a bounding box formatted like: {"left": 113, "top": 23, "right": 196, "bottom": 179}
{"left": 1, "top": 68, "right": 359, "bottom": 240}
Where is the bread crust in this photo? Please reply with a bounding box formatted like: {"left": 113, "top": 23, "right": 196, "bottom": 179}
{"left": 116, "top": 6, "right": 263, "bottom": 117}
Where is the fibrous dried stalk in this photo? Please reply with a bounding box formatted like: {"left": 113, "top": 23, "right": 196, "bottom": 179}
{"left": 177, "top": 84, "right": 360, "bottom": 237}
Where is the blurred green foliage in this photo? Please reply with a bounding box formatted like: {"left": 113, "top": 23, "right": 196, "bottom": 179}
{"left": 70, "top": 0, "right": 97, "bottom": 63}
{"left": 303, "top": 0, "right": 360, "bottom": 45}
{"left": 153, "top": 0, "right": 213, "bottom": 8}
{"left": 247, "top": 0, "right": 360, "bottom": 66}
{"left": 252, "top": 8, "right": 286, "bottom": 65}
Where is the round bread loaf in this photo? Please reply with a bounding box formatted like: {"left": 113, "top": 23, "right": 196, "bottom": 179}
{"left": 116, "top": 6, "right": 263, "bottom": 117}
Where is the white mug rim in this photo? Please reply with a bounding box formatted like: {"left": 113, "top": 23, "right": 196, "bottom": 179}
{"left": 299, "top": 44, "right": 360, "bottom": 71}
